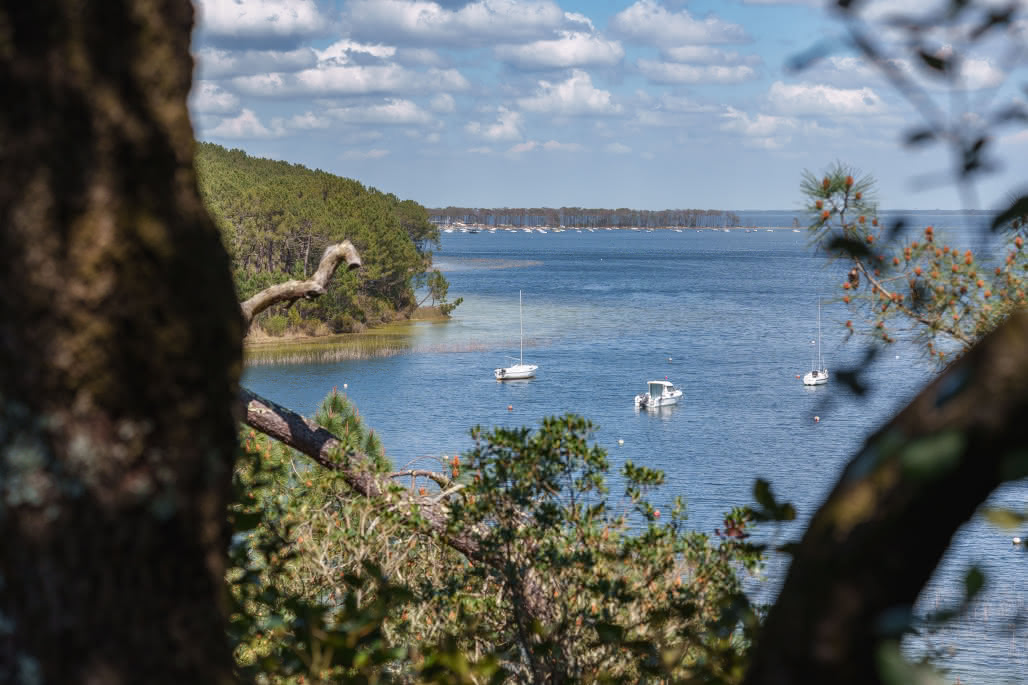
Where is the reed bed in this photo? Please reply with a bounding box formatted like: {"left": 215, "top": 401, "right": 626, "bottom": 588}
{"left": 245, "top": 334, "right": 517, "bottom": 366}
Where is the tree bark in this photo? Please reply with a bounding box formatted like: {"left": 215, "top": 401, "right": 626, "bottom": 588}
{"left": 744, "top": 311, "right": 1028, "bottom": 685}
{"left": 240, "top": 241, "right": 362, "bottom": 327}
{"left": 0, "top": 2, "right": 241, "bottom": 683}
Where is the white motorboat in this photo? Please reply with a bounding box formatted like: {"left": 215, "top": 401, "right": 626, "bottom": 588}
{"left": 635, "top": 380, "right": 682, "bottom": 408}
{"left": 495, "top": 290, "right": 538, "bottom": 380}
{"left": 803, "top": 298, "right": 829, "bottom": 386}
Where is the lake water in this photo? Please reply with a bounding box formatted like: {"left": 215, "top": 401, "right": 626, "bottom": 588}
{"left": 244, "top": 220, "right": 1027, "bottom": 683}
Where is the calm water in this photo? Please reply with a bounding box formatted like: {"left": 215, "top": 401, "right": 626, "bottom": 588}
{"left": 244, "top": 221, "right": 1027, "bottom": 683}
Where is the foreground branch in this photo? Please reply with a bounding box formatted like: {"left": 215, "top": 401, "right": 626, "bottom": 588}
{"left": 744, "top": 311, "right": 1028, "bottom": 685}
{"left": 240, "top": 387, "right": 555, "bottom": 628}
{"left": 240, "top": 241, "right": 362, "bottom": 327}
{"left": 240, "top": 387, "right": 481, "bottom": 558}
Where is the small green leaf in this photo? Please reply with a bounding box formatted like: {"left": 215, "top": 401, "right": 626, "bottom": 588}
{"left": 917, "top": 50, "right": 948, "bottom": 73}
{"left": 904, "top": 129, "right": 936, "bottom": 147}
{"left": 753, "top": 479, "right": 775, "bottom": 510}
{"left": 964, "top": 566, "right": 985, "bottom": 600}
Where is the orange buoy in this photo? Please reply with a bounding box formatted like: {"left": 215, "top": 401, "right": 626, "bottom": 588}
{"left": 507, "top": 404, "right": 513, "bottom": 411}
{"left": 795, "top": 374, "right": 801, "bottom": 378}
{"left": 814, "top": 416, "right": 820, "bottom": 423}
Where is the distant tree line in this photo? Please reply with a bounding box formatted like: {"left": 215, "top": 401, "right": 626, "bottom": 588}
{"left": 196, "top": 143, "right": 456, "bottom": 336}
{"left": 429, "top": 206, "right": 742, "bottom": 228}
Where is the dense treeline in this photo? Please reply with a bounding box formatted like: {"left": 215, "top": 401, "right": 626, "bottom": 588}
{"left": 197, "top": 142, "right": 450, "bottom": 336}
{"left": 430, "top": 206, "right": 742, "bottom": 228}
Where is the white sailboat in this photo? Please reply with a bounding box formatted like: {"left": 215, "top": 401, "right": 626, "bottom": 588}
{"left": 494, "top": 290, "right": 538, "bottom": 380}
{"left": 803, "top": 298, "right": 828, "bottom": 386}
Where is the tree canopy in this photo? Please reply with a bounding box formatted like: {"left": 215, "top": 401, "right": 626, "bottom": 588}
{"left": 196, "top": 142, "right": 453, "bottom": 335}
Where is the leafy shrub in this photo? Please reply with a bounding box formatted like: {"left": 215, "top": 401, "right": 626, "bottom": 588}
{"left": 262, "top": 314, "right": 288, "bottom": 337}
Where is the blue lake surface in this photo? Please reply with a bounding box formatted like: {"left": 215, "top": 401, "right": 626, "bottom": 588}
{"left": 244, "top": 222, "right": 1027, "bottom": 683}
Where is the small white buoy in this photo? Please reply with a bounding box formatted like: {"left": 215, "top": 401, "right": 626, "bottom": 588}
{"left": 617, "top": 439, "right": 624, "bottom": 446}
{"left": 343, "top": 383, "right": 348, "bottom": 389}
{"left": 1013, "top": 537, "right": 1023, "bottom": 546}
{"left": 814, "top": 416, "right": 820, "bottom": 423}
{"left": 668, "top": 357, "right": 672, "bottom": 362}
{"left": 895, "top": 355, "right": 900, "bottom": 359}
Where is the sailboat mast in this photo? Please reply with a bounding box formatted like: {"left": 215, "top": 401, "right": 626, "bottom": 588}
{"left": 519, "top": 290, "right": 524, "bottom": 365}
{"left": 817, "top": 297, "right": 822, "bottom": 369}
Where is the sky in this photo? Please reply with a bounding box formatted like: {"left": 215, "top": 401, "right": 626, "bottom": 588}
{"left": 189, "top": 0, "right": 1028, "bottom": 211}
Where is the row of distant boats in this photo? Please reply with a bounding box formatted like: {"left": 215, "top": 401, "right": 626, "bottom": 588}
{"left": 445, "top": 226, "right": 803, "bottom": 234}
{"left": 492, "top": 292, "right": 829, "bottom": 406}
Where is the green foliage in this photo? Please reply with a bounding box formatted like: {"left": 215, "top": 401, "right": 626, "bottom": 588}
{"left": 263, "top": 314, "right": 288, "bottom": 337}
{"left": 442, "top": 415, "right": 764, "bottom": 683}
{"left": 227, "top": 400, "right": 764, "bottom": 683}
{"left": 196, "top": 142, "right": 458, "bottom": 336}
{"left": 802, "top": 164, "right": 1028, "bottom": 360}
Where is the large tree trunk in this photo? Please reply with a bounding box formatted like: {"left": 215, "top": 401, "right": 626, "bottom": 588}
{"left": 0, "top": 2, "right": 241, "bottom": 683}
{"left": 744, "top": 311, "right": 1028, "bottom": 684}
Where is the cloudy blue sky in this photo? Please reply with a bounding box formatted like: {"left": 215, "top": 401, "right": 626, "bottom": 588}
{"left": 190, "top": 0, "right": 1028, "bottom": 210}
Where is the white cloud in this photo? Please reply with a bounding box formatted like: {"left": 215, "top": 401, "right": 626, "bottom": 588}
{"left": 196, "top": 0, "right": 326, "bottom": 42}
{"left": 232, "top": 65, "right": 470, "bottom": 97}
{"left": 430, "top": 93, "right": 457, "bottom": 113}
{"left": 505, "top": 139, "right": 581, "bottom": 155}
{"left": 467, "top": 146, "right": 494, "bottom": 154}
{"left": 802, "top": 53, "right": 1003, "bottom": 93}
{"left": 563, "top": 11, "right": 594, "bottom": 32}
{"left": 720, "top": 106, "right": 798, "bottom": 149}
{"left": 633, "top": 94, "right": 716, "bottom": 127}
{"left": 344, "top": 0, "right": 571, "bottom": 46}
{"left": 327, "top": 99, "right": 434, "bottom": 125}
{"left": 208, "top": 109, "right": 282, "bottom": 138}
{"left": 960, "top": 57, "right": 1005, "bottom": 90}
{"left": 507, "top": 141, "right": 539, "bottom": 155}
{"left": 316, "top": 40, "right": 397, "bottom": 65}
{"left": 542, "top": 139, "right": 582, "bottom": 151}
{"left": 1000, "top": 129, "right": 1028, "bottom": 145}
{"left": 342, "top": 149, "right": 390, "bottom": 160}
{"left": 658, "top": 94, "right": 718, "bottom": 114}
{"left": 495, "top": 31, "right": 624, "bottom": 69}
{"left": 659, "top": 45, "right": 761, "bottom": 66}
{"left": 518, "top": 69, "right": 621, "bottom": 116}
{"left": 196, "top": 47, "right": 317, "bottom": 79}
{"left": 287, "top": 111, "right": 331, "bottom": 129}
{"left": 605, "top": 142, "right": 631, "bottom": 154}
{"left": 767, "top": 81, "right": 885, "bottom": 116}
{"left": 190, "top": 81, "right": 240, "bottom": 114}
{"left": 638, "top": 60, "right": 757, "bottom": 84}
{"left": 466, "top": 107, "right": 524, "bottom": 141}
{"left": 610, "top": 0, "right": 746, "bottom": 46}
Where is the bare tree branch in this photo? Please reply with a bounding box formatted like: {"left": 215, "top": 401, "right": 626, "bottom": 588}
{"left": 389, "top": 469, "right": 454, "bottom": 488}
{"left": 240, "top": 387, "right": 555, "bottom": 627}
{"left": 240, "top": 387, "right": 482, "bottom": 559}
{"left": 240, "top": 241, "right": 362, "bottom": 327}
{"left": 744, "top": 310, "right": 1028, "bottom": 685}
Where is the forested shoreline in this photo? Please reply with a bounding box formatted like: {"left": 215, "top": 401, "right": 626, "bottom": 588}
{"left": 429, "top": 206, "right": 742, "bottom": 228}
{"left": 196, "top": 143, "right": 456, "bottom": 337}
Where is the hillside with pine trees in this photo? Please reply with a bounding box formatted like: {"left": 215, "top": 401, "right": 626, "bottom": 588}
{"left": 195, "top": 142, "right": 451, "bottom": 336}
